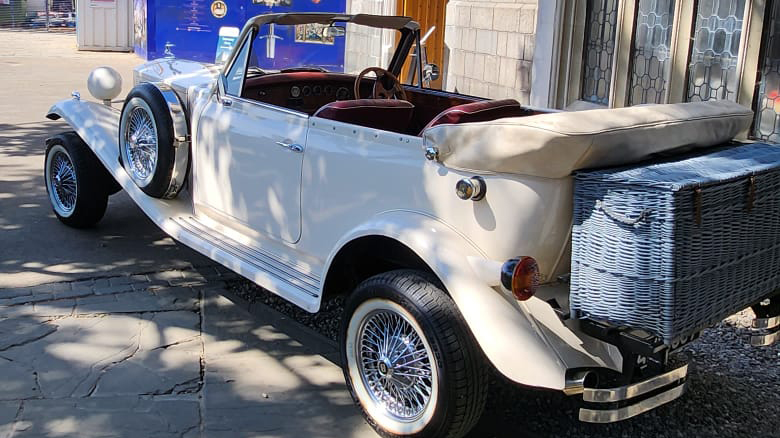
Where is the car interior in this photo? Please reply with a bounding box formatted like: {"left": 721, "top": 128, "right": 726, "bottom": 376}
{"left": 240, "top": 69, "right": 550, "bottom": 136}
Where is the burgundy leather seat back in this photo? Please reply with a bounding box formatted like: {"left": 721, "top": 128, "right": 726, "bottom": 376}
{"left": 313, "top": 99, "right": 415, "bottom": 133}
{"left": 421, "top": 99, "right": 531, "bottom": 133}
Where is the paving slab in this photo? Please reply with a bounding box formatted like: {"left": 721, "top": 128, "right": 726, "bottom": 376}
{"left": 0, "top": 271, "right": 375, "bottom": 437}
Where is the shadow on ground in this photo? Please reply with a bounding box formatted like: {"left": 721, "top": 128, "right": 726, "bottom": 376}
{"left": 0, "top": 120, "right": 212, "bottom": 288}
{"left": 0, "top": 274, "right": 373, "bottom": 438}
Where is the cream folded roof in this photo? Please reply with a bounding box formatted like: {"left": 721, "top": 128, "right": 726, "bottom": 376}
{"left": 422, "top": 100, "right": 754, "bottom": 179}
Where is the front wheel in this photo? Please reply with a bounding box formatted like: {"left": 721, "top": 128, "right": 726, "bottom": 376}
{"left": 44, "top": 132, "right": 109, "bottom": 228}
{"left": 340, "top": 270, "right": 488, "bottom": 438}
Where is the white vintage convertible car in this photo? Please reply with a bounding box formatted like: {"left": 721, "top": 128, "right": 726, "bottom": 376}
{"left": 44, "top": 12, "right": 779, "bottom": 438}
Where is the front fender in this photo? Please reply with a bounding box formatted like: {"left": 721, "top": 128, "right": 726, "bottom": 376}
{"left": 323, "top": 210, "right": 578, "bottom": 390}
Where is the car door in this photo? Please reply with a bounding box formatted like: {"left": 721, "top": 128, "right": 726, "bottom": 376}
{"left": 194, "top": 33, "right": 306, "bottom": 244}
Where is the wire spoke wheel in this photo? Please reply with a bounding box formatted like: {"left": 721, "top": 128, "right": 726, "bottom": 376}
{"left": 47, "top": 149, "right": 78, "bottom": 216}
{"left": 118, "top": 84, "right": 187, "bottom": 200}
{"left": 123, "top": 104, "right": 158, "bottom": 184}
{"left": 342, "top": 271, "right": 487, "bottom": 438}
{"left": 359, "top": 310, "right": 435, "bottom": 421}
{"left": 346, "top": 296, "right": 441, "bottom": 436}
{"left": 44, "top": 133, "right": 109, "bottom": 228}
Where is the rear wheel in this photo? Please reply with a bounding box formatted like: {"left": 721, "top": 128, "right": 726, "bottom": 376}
{"left": 44, "top": 132, "right": 109, "bottom": 228}
{"left": 340, "top": 270, "right": 487, "bottom": 438}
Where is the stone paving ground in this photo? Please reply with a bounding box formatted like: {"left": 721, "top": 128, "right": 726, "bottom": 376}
{"left": 0, "top": 268, "right": 374, "bottom": 438}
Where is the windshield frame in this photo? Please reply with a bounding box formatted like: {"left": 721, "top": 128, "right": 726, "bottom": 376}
{"left": 219, "top": 13, "right": 421, "bottom": 82}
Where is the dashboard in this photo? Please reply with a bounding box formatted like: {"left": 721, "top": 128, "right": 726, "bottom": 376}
{"left": 242, "top": 72, "right": 372, "bottom": 114}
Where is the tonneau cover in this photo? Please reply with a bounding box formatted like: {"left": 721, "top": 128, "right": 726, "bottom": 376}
{"left": 422, "top": 100, "right": 753, "bottom": 178}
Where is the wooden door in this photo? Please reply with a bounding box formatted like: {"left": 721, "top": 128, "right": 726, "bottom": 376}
{"left": 396, "top": 0, "right": 447, "bottom": 89}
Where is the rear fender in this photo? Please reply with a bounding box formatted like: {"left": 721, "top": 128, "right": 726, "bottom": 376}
{"left": 323, "top": 210, "right": 572, "bottom": 390}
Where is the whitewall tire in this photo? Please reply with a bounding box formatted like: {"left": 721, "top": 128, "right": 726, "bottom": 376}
{"left": 44, "top": 132, "right": 110, "bottom": 228}
{"left": 119, "top": 83, "right": 186, "bottom": 199}
{"left": 340, "top": 270, "right": 488, "bottom": 438}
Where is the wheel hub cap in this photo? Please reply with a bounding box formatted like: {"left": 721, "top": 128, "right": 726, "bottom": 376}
{"left": 124, "top": 106, "right": 158, "bottom": 182}
{"left": 47, "top": 150, "right": 77, "bottom": 216}
{"left": 358, "top": 310, "right": 434, "bottom": 421}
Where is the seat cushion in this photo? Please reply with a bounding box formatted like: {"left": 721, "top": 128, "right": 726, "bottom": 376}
{"left": 422, "top": 100, "right": 754, "bottom": 178}
{"left": 314, "top": 99, "right": 414, "bottom": 133}
{"left": 421, "top": 99, "right": 531, "bottom": 133}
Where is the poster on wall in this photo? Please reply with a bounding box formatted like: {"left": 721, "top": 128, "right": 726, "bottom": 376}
{"left": 215, "top": 26, "right": 240, "bottom": 63}
{"left": 253, "top": 0, "right": 292, "bottom": 6}
{"left": 133, "top": 0, "right": 147, "bottom": 58}
{"left": 177, "top": 0, "right": 212, "bottom": 33}
{"left": 295, "top": 23, "right": 333, "bottom": 45}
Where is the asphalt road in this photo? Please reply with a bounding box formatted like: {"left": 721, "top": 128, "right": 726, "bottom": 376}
{"left": 0, "top": 31, "right": 212, "bottom": 288}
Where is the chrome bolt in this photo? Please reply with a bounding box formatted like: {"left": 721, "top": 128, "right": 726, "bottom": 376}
{"left": 424, "top": 146, "right": 439, "bottom": 161}
{"left": 455, "top": 176, "right": 487, "bottom": 201}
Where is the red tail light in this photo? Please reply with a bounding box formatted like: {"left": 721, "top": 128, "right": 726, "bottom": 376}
{"left": 500, "top": 257, "right": 540, "bottom": 301}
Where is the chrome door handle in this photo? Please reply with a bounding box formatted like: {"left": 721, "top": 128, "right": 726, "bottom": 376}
{"left": 221, "top": 97, "right": 233, "bottom": 107}
{"left": 275, "top": 141, "right": 303, "bottom": 153}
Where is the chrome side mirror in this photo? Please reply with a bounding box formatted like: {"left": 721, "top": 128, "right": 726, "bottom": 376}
{"left": 322, "top": 25, "right": 346, "bottom": 38}
{"left": 423, "top": 63, "right": 440, "bottom": 82}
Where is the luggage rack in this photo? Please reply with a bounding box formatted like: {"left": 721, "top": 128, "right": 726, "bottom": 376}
{"left": 571, "top": 318, "right": 691, "bottom": 423}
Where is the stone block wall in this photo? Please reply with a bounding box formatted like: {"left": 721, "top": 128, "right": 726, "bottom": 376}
{"left": 443, "top": 0, "right": 537, "bottom": 103}
{"left": 345, "top": 0, "right": 398, "bottom": 74}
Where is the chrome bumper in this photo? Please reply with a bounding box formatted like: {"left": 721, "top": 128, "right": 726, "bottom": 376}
{"left": 578, "top": 364, "right": 688, "bottom": 423}
{"left": 750, "top": 315, "right": 779, "bottom": 346}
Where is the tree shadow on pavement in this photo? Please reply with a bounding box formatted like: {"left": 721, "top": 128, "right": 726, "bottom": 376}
{"left": 0, "top": 277, "right": 374, "bottom": 438}
{"left": 0, "top": 120, "right": 213, "bottom": 288}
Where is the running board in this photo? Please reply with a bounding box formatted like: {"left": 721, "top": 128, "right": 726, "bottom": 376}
{"left": 172, "top": 215, "right": 321, "bottom": 311}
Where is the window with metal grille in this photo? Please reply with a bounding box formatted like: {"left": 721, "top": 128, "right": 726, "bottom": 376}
{"left": 629, "top": 0, "right": 676, "bottom": 105}
{"left": 686, "top": 0, "right": 747, "bottom": 102}
{"left": 755, "top": 0, "right": 780, "bottom": 143}
{"left": 581, "top": 0, "right": 620, "bottom": 105}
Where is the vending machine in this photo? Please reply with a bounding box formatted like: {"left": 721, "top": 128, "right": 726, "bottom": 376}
{"left": 133, "top": 0, "right": 347, "bottom": 71}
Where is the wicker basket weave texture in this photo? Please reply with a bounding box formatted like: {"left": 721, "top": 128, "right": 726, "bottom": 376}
{"left": 571, "top": 143, "right": 780, "bottom": 344}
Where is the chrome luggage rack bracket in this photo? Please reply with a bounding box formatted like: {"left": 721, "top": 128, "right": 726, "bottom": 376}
{"left": 573, "top": 318, "right": 691, "bottom": 423}
{"left": 751, "top": 297, "right": 779, "bottom": 347}
{"left": 750, "top": 315, "right": 779, "bottom": 346}
{"left": 578, "top": 363, "right": 688, "bottom": 423}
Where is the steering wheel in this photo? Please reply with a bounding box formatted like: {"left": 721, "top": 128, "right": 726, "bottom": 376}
{"left": 354, "top": 67, "right": 407, "bottom": 100}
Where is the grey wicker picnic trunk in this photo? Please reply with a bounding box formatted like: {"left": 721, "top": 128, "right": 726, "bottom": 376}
{"left": 571, "top": 143, "right": 780, "bottom": 344}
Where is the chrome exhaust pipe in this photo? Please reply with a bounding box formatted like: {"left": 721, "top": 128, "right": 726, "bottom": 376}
{"left": 564, "top": 370, "right": 595, "bottom": 396}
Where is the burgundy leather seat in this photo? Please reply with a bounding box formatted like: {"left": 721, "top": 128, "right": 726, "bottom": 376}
{"left": 313, "top": 99, "right": 415, "bottom": 133}
{"left": 420, "top": 99, "right": 532, "bottom": 134}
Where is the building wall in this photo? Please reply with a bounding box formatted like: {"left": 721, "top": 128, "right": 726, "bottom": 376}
{"left": 443, "top": 0, "right": 537, "bottom": 103}
{"left": 345, "top": 0, "right": 397, "bottom": 74}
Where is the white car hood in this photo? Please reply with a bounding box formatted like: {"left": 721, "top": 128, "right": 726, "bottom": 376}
{"left": 133, "top": 58, "right": 221, "bottom": 105}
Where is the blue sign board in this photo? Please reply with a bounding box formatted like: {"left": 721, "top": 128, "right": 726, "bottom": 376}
{"left": 134, "top": 0, "right": 347, "bottom": 69}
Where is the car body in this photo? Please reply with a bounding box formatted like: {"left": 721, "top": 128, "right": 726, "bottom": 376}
{"left": 44, "top": 12, "right": 778, "bottom": 438}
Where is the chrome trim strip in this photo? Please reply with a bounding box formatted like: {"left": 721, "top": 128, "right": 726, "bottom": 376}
{"left": 174, "top": 216, "right": 319, "bottom": 295}
{"left": 753, "top": 315, "right": 780, "bottom": 330}
{"left": 185, "top": 215, "right": 320, "bottom": 286}
{"left": 153, "top": 82, "right": 189, "bottom": 142}
{"left": 750, "top": 330, "right": 779, "bottom": 346}
{"left": 583, "top": 364, "right": 688, "bottom": 403}
{"left": 150, "top": 82, "right": 190, "bottom": 199}
{"left": 563, "top": 370, "right": 593, "bottom": 396}
{"left": 579, "top": 383, "right": 686, "bottom": 423}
